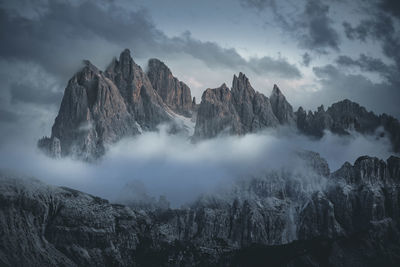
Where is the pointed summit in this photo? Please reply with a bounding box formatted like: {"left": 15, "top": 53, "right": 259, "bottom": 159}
{"left": 119, "top": 48, "right": 131, "bottom": 61}
{"left": 272, "top": 84, "right": 282, "bottom": 95}
{"left": 147, "top": 58, "right": 193, "bottom": 117}
{"left": 269, "top": 84, "right": 295, "bottom": 125}
{"left": 232, "top": 72, "right": 254, "bottom": 97}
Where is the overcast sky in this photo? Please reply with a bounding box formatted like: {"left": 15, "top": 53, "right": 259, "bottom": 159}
{"left": 0, "top": 0, "right": 399, "bottom": 147}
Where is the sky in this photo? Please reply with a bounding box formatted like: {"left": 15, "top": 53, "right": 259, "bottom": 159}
{"left": 0, "top": 0, "right": 399, "bottom": 146}
{"left": 0, "top": 0, "right": 399, "bottom": 205}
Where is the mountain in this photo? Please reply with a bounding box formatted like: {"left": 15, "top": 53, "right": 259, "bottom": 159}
{"left": 193, "top": 73, "right": 279, "bottom": 139}
{"left": 38, "top": 49, "right": 194, "bottom": 160}
{"left": 296, "top": 99, "right": 400, "bottom": 152}
{"left": 2, "top": 154, "right": 400, "bottom": 266}
{"left": 147, "top": 58, "right": 194, "bottom": 117}
{"left": 269, "top": 84, "right": 296, "bottom": 125}
{"left": 38, "top": 48, "right": 400, "bottom": 159}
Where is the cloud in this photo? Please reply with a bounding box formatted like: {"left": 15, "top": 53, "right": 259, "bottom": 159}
{"left": 10, "top": 83, "right": 63, "bottom": 106}
{"left": 0, "top": 109, "right": 18, "bottom": 123}
{"left": 0, "top": 0, "right": 303, "bottom": 149}
{"left": 0, "top": 125, "right": 395, "bottom": 207}
{"left": 310, "top": 64, "right": 400, "bottom": 118}
{"left": 342, "top": 6, "right": 400, "bottom": 71}
{"left": 240, "top": 0, "right": 341, "bottom": 52}
{"left": 299, "top": 0, "right": 340, "bottom": 52}
{"left": 336, "top": 54, "right": 399, "bottom": 83}
{"left": 378, "top": 0, "right": 400, "bottom": 18}
{"left": 0, "top": 0, "right": 302, "bottom": 80}
{"left": 302, "top": 52, "right": 312, "bottom": 67}
{"left": 248, "top": 56, "right": 302, "bottom": 78}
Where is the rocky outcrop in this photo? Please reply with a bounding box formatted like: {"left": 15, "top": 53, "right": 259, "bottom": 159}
{"left": 2, "top": 154, "right": 400, "bottom": 266}
{"left": 45, "top": 60, "right": 140, "bottom": 160}
{"left": 38, "top": 49, "right": 400, "bottom": 159}
{"left": 147, "top": 58, "right": 193, "bottom": 117}
{"left": 296, "top": 99, "right": 400, "bottom": 152}
{"left": 269, "top": 84, "right": 295, "bottom": 125}
{"left": 105, "top": 49, "right": 170, "bottom": 127}
{"left": 193, "top": 83, "right": 242, "bottom": 138}
{"left": 38, "top": 49, "right": 174, "bottom": 160}
{"left": 194, "top": 73, "right": 279, "bottom": 139}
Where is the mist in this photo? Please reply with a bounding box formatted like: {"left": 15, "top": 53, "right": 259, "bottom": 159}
{"left": 0, "top": 126, "right": 395, "bottom": 207}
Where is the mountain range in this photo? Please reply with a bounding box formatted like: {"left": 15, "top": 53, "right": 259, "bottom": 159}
{"left": 1, "top": 153, "right": 400, "bottom": 266}
{"left": 38, "top": 49, "right": 400, "bottom": 160}
{"left": 2, "top": 49, "right": 400, "bottom": 266}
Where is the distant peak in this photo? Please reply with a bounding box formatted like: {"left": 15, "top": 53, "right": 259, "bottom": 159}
{"left": 81, "top": 60, "right": 99, "bottom": 72}
{"left": 272, "top": 84, "right": 282, "bottom": 95}
{"left": 148, "top": 58, "right": 169, "bottom": 72}
{"left": 119, "top": 48, "right": 133, "bottom": 63}
{"left": 121, "top": 48, "right": 131, "bottom": 56}
{"left": 220, "top": 83, "right": 228, "bottom": 89}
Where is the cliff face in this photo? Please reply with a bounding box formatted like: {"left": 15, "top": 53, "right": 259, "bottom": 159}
{"left": 147, "top": 58, "right": 193, "bottom": 117}
{"left": 193, "top": 73, "right": 279, "bottom": 139}
{"left": 269, "top": 84, "right": 295, "bottom": 125}
{"left": 295, "top": 99, "right": 400, "bottom": 152}
{"left": 193, "top": 83, "right": 242, "bottom": 138}
{"left": 38, "top": 49, "right": 400, "bottom": 159}
{"left": 2, "top": 154, "right": 400, "bottom": 266}
{"left": 38, "top": 49, "right": 195, "bottom": 160}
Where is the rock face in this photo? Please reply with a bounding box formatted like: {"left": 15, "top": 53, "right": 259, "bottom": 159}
{"left": 147, "top": 58, "right": 193, "bottom": 117}
{"left": 38, "top": 49, "right": 193, "bottom": 160}
{"left": 194, "top": 73, "right": 280, "bottom": 139}
{"left": 2, "top": 154, "right": 400, "bottom": 266}
{"left": 295, "top": 99, "right": 400, "bottom": 152}
{"left": 193, "top": 83, "right": 242, "bottom": 138}
{"left": 38, "top": 49, "right": 400, "bottom": 158}
{"left": 269, "top": 84, "right": 295, "bottom": 125}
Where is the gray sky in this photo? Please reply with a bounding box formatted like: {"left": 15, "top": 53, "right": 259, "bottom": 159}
{"left": 0, "top": 0, "right": 399, "bottom": 146}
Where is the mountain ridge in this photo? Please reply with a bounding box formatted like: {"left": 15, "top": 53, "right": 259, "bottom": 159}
{"left": 38, "top": 48, "right": 400, "bottom": 160}
{"left": 1, "top": 154, "right": 400, "bottom": 266}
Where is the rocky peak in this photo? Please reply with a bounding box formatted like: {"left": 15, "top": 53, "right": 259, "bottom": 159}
{"left": 39, "top": 49, "right": 171, "bottom": 160}
{"left": 332, "top": 156, "right": 392, "bottom": 185}
{"left": 271, "top": 84, "right": 281, "bottom": 95}
{"left": 231, "top": 72, "right": 255, "bottom": 101}
{"left": 193, "top": 83, "right": 241, "bottom": 139}
{"left": 194, "top": 74, "right": 279, "bottom": 139}
{"left": 269, "top": 84, "right": 295, "bottom": 125}
{"left": 147, "top": 58, "right": 193, "bottom": 117}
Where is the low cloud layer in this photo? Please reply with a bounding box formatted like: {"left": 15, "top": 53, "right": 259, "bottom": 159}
{"left": 0, "top": 126, "right": 395, "bottom": 207}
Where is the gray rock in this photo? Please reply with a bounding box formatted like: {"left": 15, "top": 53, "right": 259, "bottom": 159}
{"left": 1, "top": 154, "right": 400, "bottom": 266}
{"left": 193, "top": 83, "right": 242, "bottom": 139}
{"left": 269, "top": 84, "right": 295, "bottom": 125}
{"left": 194, "top": 73, "right": 279, "bottom": 139}
{"left": 296, "top": 99, "right": 400, "bottom": 152}
{"left": 147, "top": 58, "right": 193, "bottom": 117}
{"left": 39, "top": 49, "right": 171, "bottom": 160}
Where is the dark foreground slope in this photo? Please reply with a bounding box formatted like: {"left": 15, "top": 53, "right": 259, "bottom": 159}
{"left": 1, "top": 154, "right": 400, "bottom": 266}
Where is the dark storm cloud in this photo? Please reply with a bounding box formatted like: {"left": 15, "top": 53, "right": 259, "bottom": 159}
{"left": 0, "top": 109, "right": 18, "bottom": 123}
{"left": 0, "top": 0, "right": 302, "bottom": 80}
{"left": 302, "top": 52, "right": 312, "bottom": 67}
{"left": 248, "top": 56, "right": 302, "bottom": 78}
{"left": 174, "top": 33, "right": 301, "bottom": 77}
{"left": 10, "top": 83, "right": 63, "bottom": 106}
{"left": 342, "top": 4, "right": 400, "bottom": 71}
{"left": 379, "top": 0, "right": 400, "bottom": 18}
{"left": 299, "top": 0, "right": 340, "bottom": 52}
{"left": 336, "top": 54, "right": 398, "bottom": 80}
{"left": 312, "top": 64, "right": 400, "bottom": 118}
{"left": 0, "top": 1, "right": 163, "bottom": 78}
{"left": 240, "top": 0, "right": 340, "bottom": 52}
